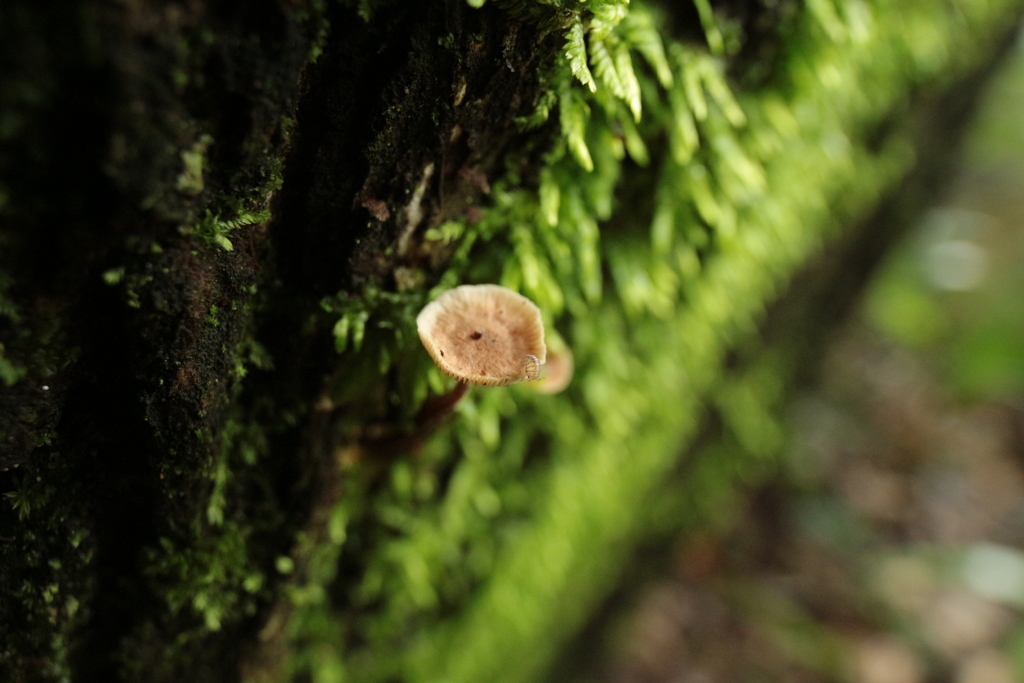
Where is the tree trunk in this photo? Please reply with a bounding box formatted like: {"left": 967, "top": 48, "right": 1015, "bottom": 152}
{"left": 1, "top": 1, "right": 1021, "bottom": 681}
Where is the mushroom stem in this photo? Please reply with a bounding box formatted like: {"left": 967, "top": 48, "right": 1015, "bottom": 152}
{"left": 360, "top": 382, "right": 471, "bottom": 459}
{"left": 414, "top": 381, "right": 469, "bottom": 432}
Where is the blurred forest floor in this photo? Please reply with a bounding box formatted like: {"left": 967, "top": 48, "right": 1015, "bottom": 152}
{"left": 588, "top": 30, "right": 1024, "bottom": 683}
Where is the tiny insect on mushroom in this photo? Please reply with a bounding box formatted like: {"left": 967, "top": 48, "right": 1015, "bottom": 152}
{"left": 526, "top": 334, "right": 573, "bottom": 395}
{"left": 417, "top": 284, "right": 546, "bottom": 387}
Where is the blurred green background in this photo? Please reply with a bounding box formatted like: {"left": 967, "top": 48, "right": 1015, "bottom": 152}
{"left": 588, "top": 31, "right": 1024, "bottom": 683}
{"left": 866, "top": 31, "right": 1024, "bottom": 400}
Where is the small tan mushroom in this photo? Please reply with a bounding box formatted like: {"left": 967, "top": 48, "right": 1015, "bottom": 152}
{"left": 528, "top": 334, "right": 573, "bottom": 395}
{"left": 417, "top": 284, "right": 546, "bottom": 387}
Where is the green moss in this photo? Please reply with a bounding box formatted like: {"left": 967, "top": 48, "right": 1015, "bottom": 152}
{"left": 0, "top": 450, "right": 95, "bottom": 682}
{"left": 264, "top": 0, "right": 1024, "bottom": 680}
{"left": 183, "top": 209, "right": 271, "bottom": 253}
{"left": 4, "top": 474, "right": 46, "bottom": 521}
{"left": 1, "top": 0, "right": 1005, "bottom": 678}
{"left": 0, "top": 345, "right": 27, "bottom": 387}
{"left": 176, "top": 135, "right": 214, "bottom": 196}
{"left": 0, "top": 274, "right": 26, "bottom": 388}
{"left": 145, "top": 523, "right": 265, "bottom": 634}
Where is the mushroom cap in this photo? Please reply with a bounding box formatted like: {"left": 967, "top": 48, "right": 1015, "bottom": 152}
{"left": 417, "top": 284, "right": 546, "bottom": 387}
{"left": 528, "top": 340, "right": 573, "bottom": 395}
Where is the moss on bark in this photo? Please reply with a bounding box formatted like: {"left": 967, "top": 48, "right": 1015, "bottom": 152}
{"left": 1, "top": 0, "right": 1022, "bottom": 681}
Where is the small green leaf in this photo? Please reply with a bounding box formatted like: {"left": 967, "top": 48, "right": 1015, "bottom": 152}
{"left": 565, "top": 20, "right": 596, "bottom": 92}
{"left": 618, "top": 110, "right": 648, "bottom": 164}
{"left": 333, "top": 316, "right": 351, "bottom": 353}
{"left": 214, "top": 234, "right": 234, "bottom": 251}
{"left": 692, "top": 0, "right": 725, "bottom": 55}
{"left": 590, "top": 38, "right": 623, "bottom": 99}
{"left": 560, "top": 90, "right": 594, "bottom": 171}
{"left": 700, "top": 60, "right": 746, "bottom": 127}
{"left": 669, "top": 91, "right": 700, "bottom": 163}
{"left": 539, "top": 171, "right": 561, "bottom": 227}
{"left": 613, "top": 42, "right": 642, "bottom": 121}
{"left": 623, "top": 6, "right": 673, "bottom": 87}
{"left": 590, "top": 3, "right": 628, "bottom": 41}
{"left": 102, "top": 267, "right": 125, "bottom": 285}
{"left": 351, "top": 310, "right": 370, "bottom": 351}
